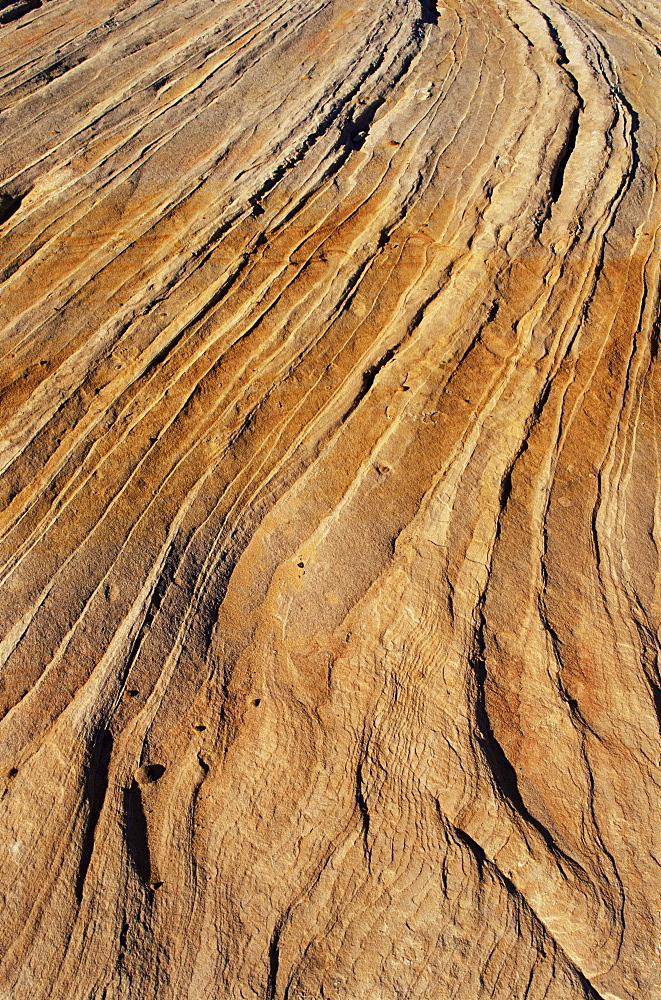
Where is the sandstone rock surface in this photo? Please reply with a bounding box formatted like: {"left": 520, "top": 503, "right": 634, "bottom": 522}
{"left": 1, "top": 0, "right": 661, "bottom": 996}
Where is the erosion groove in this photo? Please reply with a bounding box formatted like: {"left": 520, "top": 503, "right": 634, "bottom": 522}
{"left": 1, "top": 0, "right": 660, "bottom": 996}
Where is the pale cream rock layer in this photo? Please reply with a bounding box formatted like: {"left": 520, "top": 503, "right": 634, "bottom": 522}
{"left": 0, "top": 0, "right": 660, "bottom": 997}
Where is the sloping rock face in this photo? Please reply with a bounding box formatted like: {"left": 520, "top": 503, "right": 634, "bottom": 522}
{"left": 1, "top": 0, "right": 661, "bottom": 996}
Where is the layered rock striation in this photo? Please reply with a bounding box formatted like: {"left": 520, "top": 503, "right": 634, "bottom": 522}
{"left": 1, "top": 0, "right": 661, "bottom": 996}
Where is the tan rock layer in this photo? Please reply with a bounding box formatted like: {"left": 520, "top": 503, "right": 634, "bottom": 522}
{"left": 0, "top": 0, "right": 660, "bottom": 996}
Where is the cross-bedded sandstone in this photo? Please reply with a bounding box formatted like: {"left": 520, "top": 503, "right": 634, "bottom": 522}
{"left": 1, "top": 0, "right": 660, "bottom": 996}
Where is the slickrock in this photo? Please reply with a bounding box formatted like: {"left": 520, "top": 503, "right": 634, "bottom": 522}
{"left": 1, "top": 0, "right": 661, "bottom": 995}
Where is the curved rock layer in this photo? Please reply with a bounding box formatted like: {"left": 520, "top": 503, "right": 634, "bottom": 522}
{"left": 1, "top": 0, "right": 661, "bottom": 996}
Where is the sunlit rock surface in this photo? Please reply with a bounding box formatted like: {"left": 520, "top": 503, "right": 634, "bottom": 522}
{"left": 1, "top": 0, "right": 661, "bottom": 996}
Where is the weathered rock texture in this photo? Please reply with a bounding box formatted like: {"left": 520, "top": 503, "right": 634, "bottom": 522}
{"left": 1, "top": 0, "right": 661, "bottom": 996}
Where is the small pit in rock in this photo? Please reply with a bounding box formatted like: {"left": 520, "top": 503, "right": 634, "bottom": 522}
{"left": 135, "top": 763, "right": 166, "bottom": 784}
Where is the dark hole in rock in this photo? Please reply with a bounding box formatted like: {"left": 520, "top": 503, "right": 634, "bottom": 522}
{"left": 419, "top": 0, "right": 439, "bottom": 23}
{"left": 137, "top": 763, "right": 166, "bottom": 783}
{"left": 0, "top": 192, "right": 23, "bottom": 223}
